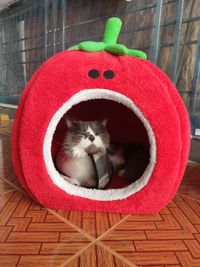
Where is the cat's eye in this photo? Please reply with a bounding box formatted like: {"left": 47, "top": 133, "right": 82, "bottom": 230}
{"left": 88, "top": 69, "right": 99, "bottom": 79}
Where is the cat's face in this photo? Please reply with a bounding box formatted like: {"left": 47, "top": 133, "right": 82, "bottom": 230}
{"left": 64, "top": 119, "right": 110, "bottom": 158}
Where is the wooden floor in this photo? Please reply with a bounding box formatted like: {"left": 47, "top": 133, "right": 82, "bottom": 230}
{"left": 0, "top": 117, "right": 200, "bottom": 267}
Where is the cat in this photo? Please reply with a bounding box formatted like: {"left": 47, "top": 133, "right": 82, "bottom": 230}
{"left": 56, "top": 118, "right": 149, "bottom": 188}
{"left": 56, "top": 119, "right": 114, "bottom": 188}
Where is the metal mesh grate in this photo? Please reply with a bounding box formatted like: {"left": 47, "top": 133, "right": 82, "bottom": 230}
{"left": 0, "top": 0, "right": 199, "bottom": 117}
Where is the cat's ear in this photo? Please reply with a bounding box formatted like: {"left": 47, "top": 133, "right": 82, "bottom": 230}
{"left": 101, "top": 119, "right": 108, "bottom": 127}
{"left": 66, "top": 119, "right": 73, "bottom": 128}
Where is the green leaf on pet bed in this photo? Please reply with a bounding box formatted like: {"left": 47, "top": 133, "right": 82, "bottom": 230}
{"left": 68, "top": 17, "right": 147, "bottom": 60}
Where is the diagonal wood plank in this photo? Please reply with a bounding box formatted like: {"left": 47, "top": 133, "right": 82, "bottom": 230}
{"left": 18, "top": 255, "right": 70, "bottom": 267}
{"left": 0, "top": 243, "right": 40, "bottom": 254}
{"left": 184, "top": 240, "right": 200, "bottom": 258}
{"left": 155, "top": 214, "right": 181, "bottom": 230}
{"left": 168, "top": 207, "right": 198, "bottom": 233}
{"left": 121, "top": 252, "right": 179, "bottom": 265}
{"left": 134, "top": 240, "right": 187, "bottom": 252}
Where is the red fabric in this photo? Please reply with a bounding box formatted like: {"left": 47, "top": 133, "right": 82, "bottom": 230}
{"left": 11, "top": 51, "right": 190, "bottom": 213}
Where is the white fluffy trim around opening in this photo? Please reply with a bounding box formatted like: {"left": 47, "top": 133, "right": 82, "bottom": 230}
{"left": 43, "top": 89, "right": 156, "bottom": 201}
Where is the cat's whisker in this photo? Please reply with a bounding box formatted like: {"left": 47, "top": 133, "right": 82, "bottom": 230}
{"left": 56, "top": 119, "right": 113, "bottom": 189}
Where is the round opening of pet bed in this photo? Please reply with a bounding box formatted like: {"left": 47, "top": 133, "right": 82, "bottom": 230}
{"left": 43, "top": 89, "right": 156, "bottom": 201}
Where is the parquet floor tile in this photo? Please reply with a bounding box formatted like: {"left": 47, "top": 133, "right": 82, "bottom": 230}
{"left": 62, "top": 244, "right": 132, "bottom": 267}
{"left": 176, "top": 251, "right": 200, "bottom": 267}
{"left": 121, "top": 251, "right": 179, "bottom": 265}
{"left": 0, "top": 255, "right": 19, "bottom": 267}
{"left": 56, "top": 209, "right": 126, "bottom": 238}
{"left": 17, "top": 255, "right": 71, "bottom": 267}
{"left": 0, "top": 190, "right": 90, "bottom": 267}
{"left": 101, "top": 195, "right": 200, "bottom": 266}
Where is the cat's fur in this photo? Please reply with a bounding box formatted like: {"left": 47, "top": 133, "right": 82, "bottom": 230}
{"left": 64, "top": 119, "right": 110, "bottom": 157}
{"left": 56, "top": 119, "right": 112, "bottom": 188}
{"left": 57, "top": 119, "right": 149, "bottom": 188}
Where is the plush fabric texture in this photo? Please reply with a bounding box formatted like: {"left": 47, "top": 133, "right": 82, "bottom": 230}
{"left": 11, "top": 50, "right": 190, "bottom": 213}
{"left": 69, "top": 17, "right": 147, "bottom": 59}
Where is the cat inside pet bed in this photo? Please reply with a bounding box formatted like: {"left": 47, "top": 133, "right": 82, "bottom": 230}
{"left": 55, "top": 118, "right": 150, "bottom": 190}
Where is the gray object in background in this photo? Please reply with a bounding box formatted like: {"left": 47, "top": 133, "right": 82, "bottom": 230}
{"left": 0, "top": 0, "right": 18, "bottom": 12}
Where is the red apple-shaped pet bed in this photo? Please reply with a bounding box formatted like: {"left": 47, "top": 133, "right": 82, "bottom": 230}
{"left": 12, "top": 18, "right": 190, "bottom": 213}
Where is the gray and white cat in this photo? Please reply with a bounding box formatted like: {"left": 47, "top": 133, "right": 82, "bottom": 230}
{"left": 56, "top": 119, "right": 149, "bottom": 188}
{"left": 56, "top": 119, "right": 117, "bottom": 188}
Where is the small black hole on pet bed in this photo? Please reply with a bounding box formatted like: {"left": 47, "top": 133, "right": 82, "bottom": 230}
{"left": 104, "top": 70, "right": 115, "bottom": 79}
{"left": 88, "top": 69, "right": 99, "bottom": 79}
{"left": 52, "top": 99, "right": 151, "bottom": 190}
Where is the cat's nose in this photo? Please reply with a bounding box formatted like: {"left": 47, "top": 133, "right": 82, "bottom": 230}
{"left": 89, "top": 134, "right": 95, "bottom": 142}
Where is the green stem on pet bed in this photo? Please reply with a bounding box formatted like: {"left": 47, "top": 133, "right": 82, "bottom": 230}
{"left": 68, "top": 17, "right": 147, "bottom": 59}
{"left": 103, "top": 17, "right": 122, "bottom": 44}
